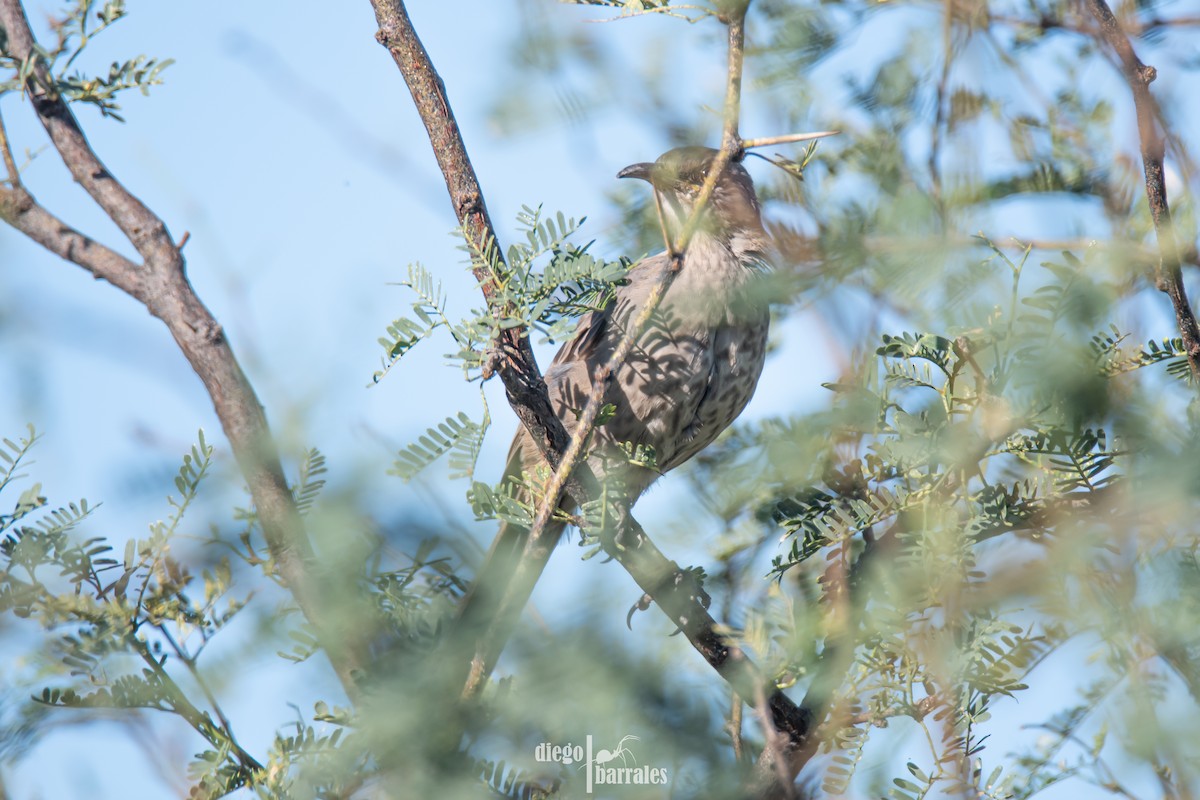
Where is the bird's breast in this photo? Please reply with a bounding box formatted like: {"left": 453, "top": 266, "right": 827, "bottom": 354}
{"left": 657, "top": 236, "right": 768, "bottom": 329}
{"left": 607, "top": 242, "right": 770, "bottom": 472}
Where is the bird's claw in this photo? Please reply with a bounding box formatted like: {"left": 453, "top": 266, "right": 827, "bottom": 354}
{"left": 626, "top": 593, "right": 653, "bottom": 629}
{"left": 480, "top": 346, "right": 504, "bottom": 381}
{"left": 678, "top": 567, "right": 712, "bottom": 610}
{"left": 625, "top": 568, "right": 711, "bottom": 633}
{"left": 667, "top": 568, "right": 711, "bottom": 635}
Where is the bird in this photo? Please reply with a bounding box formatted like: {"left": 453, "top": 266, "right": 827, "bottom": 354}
{"left": 453, "top": 146, "right": 772, "bottom": 695}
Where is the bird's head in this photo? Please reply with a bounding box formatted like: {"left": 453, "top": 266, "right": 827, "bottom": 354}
{"left": 617, "top": 146, "right": 765, "bottom": 242}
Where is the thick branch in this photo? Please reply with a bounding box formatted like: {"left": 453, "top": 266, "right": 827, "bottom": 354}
{"left": 370, "top": 1, "right": 582, "bottom": 479}
{"left": 0, "top": 184, "right": 142, "bottom": 295}
{"left": 608, "top": 515, "right": 816, "bottom": 748}
{"left": 0, "top": 0, "right": 368, "bottom": 701}
{"left": 1084, "top": 0, "right": 1200, "bottom": 381}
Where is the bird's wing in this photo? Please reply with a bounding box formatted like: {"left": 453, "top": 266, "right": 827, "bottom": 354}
{"left": 549, "top": 252, "right": 669, "bottom": 370}
{"left": 504, "top": 253, "right": 668, "bottom": 472}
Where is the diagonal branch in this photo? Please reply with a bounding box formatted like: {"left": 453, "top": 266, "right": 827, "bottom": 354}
{"left": 0, "top": 4, "right": 177, "bottom": 271}
{"left": 371, "top": 1, "right": 583, "bottom": 485}
{"left": 0, "top": 0, "right": 368, "bottom": 702}
{"left": 1083, "top": 0, "right": 1200, "bottom": 382}
{"left": 0, "top": 183, "right": 142, "bottom": 295}
{"left": 518, "top": 0, "right": 756, "bottom": 590}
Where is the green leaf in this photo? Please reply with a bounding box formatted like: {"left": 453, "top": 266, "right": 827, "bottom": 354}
{"left": 390, "top": 412, "right": 486, "bottom": 482}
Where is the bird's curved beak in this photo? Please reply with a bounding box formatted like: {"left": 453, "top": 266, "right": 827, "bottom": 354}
{"left": 617, "top": 162, "right": 654, "bottom": 183}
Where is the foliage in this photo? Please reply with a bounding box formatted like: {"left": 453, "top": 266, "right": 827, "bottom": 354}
{"left": 372, "top": 206, "right": 631, "bottom": 386}
{"left": 0, "top": 0, "right": 172, "bottom": 121}
{"left": 376, "top": 205, "right": 630, "bottom": 499}
{"left": 708, "top": 241, "right": 1200, "bottom": 797}
{"left": 0, "top": 429, "right": 464, "bottom": 798}
{"left": 1, "top": 431, "right": 260, "bottom": 794}
{"left": 565, "top": 1, "right": 714, "bottom": 22}
{"left": 390, "top": 409, "right": 489, "bottom": 482}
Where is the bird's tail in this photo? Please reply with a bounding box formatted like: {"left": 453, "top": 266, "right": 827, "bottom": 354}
{"left": 452, "top": 512, "right": 566, "bottom": 699}
{"left": 444, "top": 433, "right": 575, "bottom": 699}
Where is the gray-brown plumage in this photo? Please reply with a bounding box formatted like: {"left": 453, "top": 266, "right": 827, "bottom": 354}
{"left": 455, "top": 146, "right": 771, "bottom": 694}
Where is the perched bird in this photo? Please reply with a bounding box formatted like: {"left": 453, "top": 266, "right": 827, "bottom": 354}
{"left": 455, "top": 146, "right": 772, "bottom": 693}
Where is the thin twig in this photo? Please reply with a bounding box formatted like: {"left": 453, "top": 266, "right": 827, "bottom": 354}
{"left": 987, "top": 10, "right": 1200, "bottom": 37}
{"left": 929, "top": 0, "right": 954, "bottom": 208}
{"left": 730, "top": 688, "right": 744, "bottom": 760}
{"left": 453, "top": 265, "right": 676, "bottom": 699}
{"left": 460, "top": 0, "right": 754, "bottom": 702}
{"left": 652, "top": 190, "right": 677, "bottom": 259}
{"left": 520, "top": 278, "right": 658, "bottom": 540}
{"left": 128, "top": 632, "right": 263, "bottom": 776}
{"left": 518, "top": 0, "right": 751, "bottom": 627}
{"left": 741, "top": 131, "right": 840, "bottom": 150}
{"left": 673, "top": 1, "right": 748, "bottom": 253}
{"left": 753, "top": 678, "right": 796, "bottom": 800}
{"left": 507, "top": 0, "right": 757, "bottom": 646}
{"left": 1083, "top": 0, "right": 1200, "bottom": 382}
{"left": 157, "top": 625, "right": 247, "bottom": 766}
{"left": 0, "top": 114, "right": 19, "bottom": 185}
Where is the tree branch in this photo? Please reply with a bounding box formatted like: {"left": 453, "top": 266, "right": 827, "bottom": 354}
{"left": 127, "top": 632, "right": 263, "bottom": 780}
{"left": 0, "top": 0, "right": 368, "bottom": 702}
{"left": 1083, "top": 0, "right": 1200, "bottom": 382}
{"left": 987, "top": 10, "right": 1200, "bottom": 38}
{"left": 370, "top": 1, "right": 583, "bottom": 483}
{"left": 0, "top": 110, "right": 20, "bottom": 184}
{"left": 370, "top": 0, "right": 611, "bottom": 709}
{"left": 0, "top": 4, "right": 176, "bottom": 270}
{"left": 0, "top": 182, "right": 142, "bottom": 296}
{"left": 741, "top": 130, "right": 839, "bottom": 150}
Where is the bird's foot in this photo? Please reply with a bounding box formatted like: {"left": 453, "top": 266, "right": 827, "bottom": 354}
{"left": 625, "top": 566, "right": 711, "bottom": 634}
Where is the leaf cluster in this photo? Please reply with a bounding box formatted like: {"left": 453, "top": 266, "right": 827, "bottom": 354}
{"left": 0, "top": 0, "right": 172, "bottom": 121}
{"left": 376, "top": 208, "right": 632, "bottom": 504}
{"left": 0, "top": 426, "right": 493, "bottom": 798}
{"left": 373, "top": 206, "right": 631, "bottom": 386}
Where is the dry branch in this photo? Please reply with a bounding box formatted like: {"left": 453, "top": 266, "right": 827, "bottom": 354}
{"left": 1084, "top": 0, "right": 1200, "bottom": 382}
{"left": 370, "top": 1, "right": 580, "bottom": 480}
